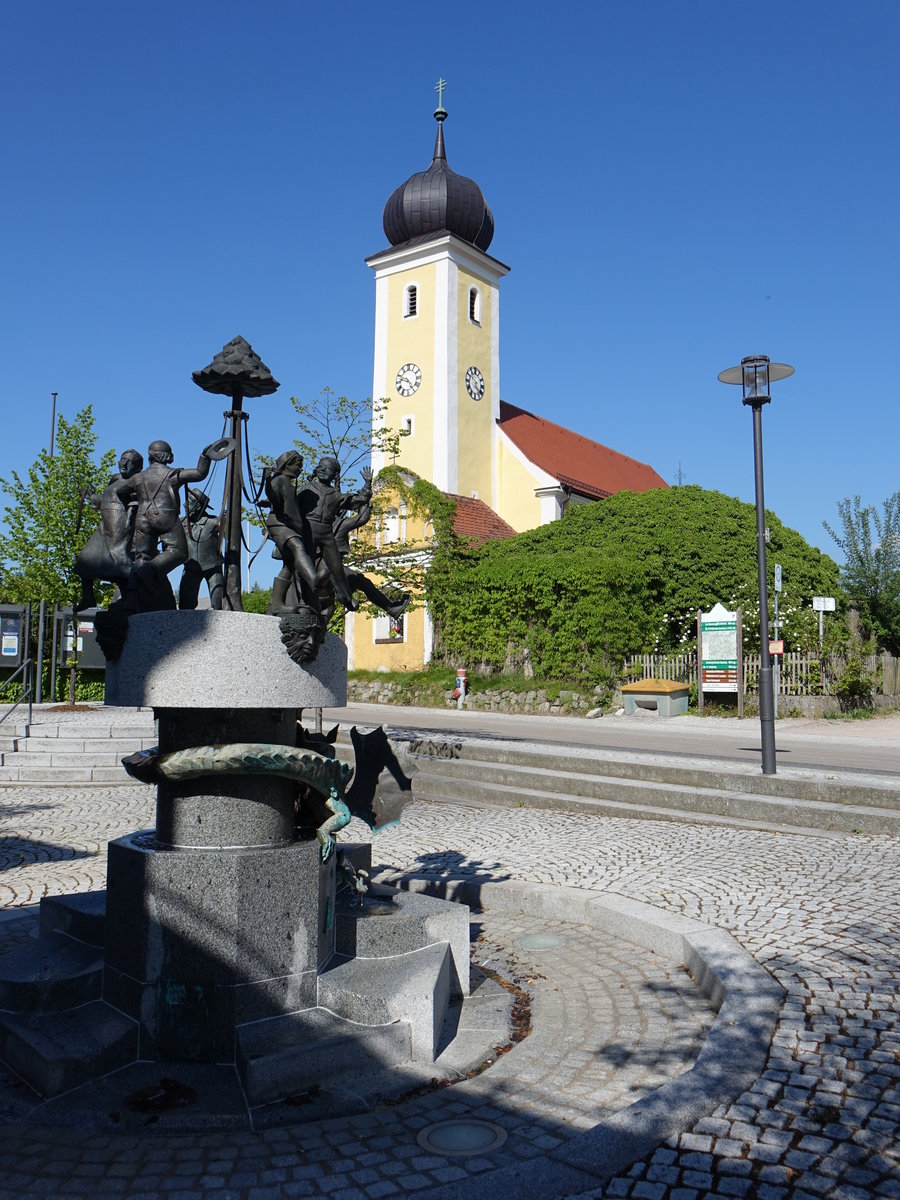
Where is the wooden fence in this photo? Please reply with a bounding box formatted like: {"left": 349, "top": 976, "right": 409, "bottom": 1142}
{"left": 624, "top": 652, "right": 900, "bottom": 697}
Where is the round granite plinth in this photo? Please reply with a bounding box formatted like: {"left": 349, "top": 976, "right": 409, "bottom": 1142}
{"left": 155, "top": 708, "right": 299, "bottom": 849}
{"left": 104, "top": 610, "right": 347, "bottom": 709}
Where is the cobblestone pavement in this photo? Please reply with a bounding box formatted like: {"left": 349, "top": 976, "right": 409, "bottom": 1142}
{"left": 0, "top": 775, "right": 897, "bottom": 1199}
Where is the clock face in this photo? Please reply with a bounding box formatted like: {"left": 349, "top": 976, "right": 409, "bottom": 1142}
{"left": 465, "top": 365, "right": 485, "bottom": 400}
{"left": 396, "top": 363, "right": 421, "bottom": 397}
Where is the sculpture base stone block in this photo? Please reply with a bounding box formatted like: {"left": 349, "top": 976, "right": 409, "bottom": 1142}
{"left": 103, "top": 834, "right": 334, "bottom": 1063}
{"left": 104, "top": 610, "right": 347, "bottom": 708}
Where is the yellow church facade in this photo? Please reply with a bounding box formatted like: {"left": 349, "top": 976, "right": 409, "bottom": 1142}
{"left": 345, "top": 104, "right": 667, "bottom": 671}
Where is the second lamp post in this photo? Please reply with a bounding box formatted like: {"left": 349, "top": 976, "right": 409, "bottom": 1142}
{"left": 717, "top": 354, "right": 794, "bottom": 775}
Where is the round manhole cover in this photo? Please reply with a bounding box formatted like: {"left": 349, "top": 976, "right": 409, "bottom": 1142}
{"left": 515, "top": 932, "right": 566, "bottom": 950}
{"left": 416, "top": 1119, "right": 508, "bottom": 1157}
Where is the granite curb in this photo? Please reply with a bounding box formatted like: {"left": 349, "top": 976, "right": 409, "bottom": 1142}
{"left": 380, "top": 874, "right": 785, "bottom": 1199}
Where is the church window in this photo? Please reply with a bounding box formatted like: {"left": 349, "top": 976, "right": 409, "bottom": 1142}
{"left": 468, "top": 286, "right": 481, "bottom": 325}
{"left": 374, "top": 613, "right": 405, "bottom": 643}
{"left": 381, "top": 507, "right": 400, "bottom": 545}
{"left": 404, "top": 284, "right": 418, "bottom": 318}
{"left": 402, "top": 415, "right": 414, "bottom": 437}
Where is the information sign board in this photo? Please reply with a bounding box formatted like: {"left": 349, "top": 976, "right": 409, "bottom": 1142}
{"left": 701, "top": 602, "right": 739, "bottom": 693}
{"left": 0, "top": 616, "right": 20, "bottom": 662}
{"left": 812, "top": 596, "right": 835, "bottom": 612}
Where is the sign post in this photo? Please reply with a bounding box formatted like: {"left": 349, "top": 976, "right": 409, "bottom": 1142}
{"left": 773, "top": 564, "right": 782, "bottom": 717}
{"left": 699, "top": 602, "right": 742, "bottom": 717}
{"left": 812, "top": 596, "right": 836, "bottom": 651}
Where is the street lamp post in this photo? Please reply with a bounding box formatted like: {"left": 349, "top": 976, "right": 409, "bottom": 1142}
{"left": 717, "top": 355, "right": 794, "bottom": 775}
{"left": 35, "top": 391, "right": 59, "bottom": 705}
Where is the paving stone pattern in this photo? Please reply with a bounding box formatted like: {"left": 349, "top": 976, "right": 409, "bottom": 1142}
{"left": 375, "top": 805, "right": 899, "bottom": 1200}
{"left": 0, "top": 771, "right": 896, "bottom": 1198}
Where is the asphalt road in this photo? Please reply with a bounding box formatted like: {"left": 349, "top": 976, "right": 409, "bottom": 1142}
{"left": 324, "top": 702, "right": 900, "bottom": 777}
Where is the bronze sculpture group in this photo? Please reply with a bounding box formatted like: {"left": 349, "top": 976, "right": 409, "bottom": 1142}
{"left": 78, "top": 432, "right": 409, "bottom": 665}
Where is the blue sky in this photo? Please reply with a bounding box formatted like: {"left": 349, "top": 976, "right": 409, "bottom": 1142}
{"left": 1, "top": 1, "right": 897, "bottom": 585}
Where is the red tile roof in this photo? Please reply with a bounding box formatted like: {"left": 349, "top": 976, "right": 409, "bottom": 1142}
{"left": 498, "top": 401, "right": 668, "bottom": 498}
{"left": 446, "top": 494, "right": 518, "bottom": 547}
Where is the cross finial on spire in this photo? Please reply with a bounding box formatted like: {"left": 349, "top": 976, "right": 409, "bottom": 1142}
{"left": 434, "top": 77, "right": 448, "bottom": 121}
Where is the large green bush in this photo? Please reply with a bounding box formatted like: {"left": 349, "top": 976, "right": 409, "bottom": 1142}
{"left": 429, "top": 486, "right": 843, "bottom": 682}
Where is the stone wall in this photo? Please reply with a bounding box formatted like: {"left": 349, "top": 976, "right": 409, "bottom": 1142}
{"left": 346, "top": 678, "right": 603, "bottom": 716}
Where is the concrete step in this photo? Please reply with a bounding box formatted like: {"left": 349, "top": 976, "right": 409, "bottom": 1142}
{"left": 400, "top": 735, "right": 900, "bottom": 808}
{"left": 0, "top": 932, "right": 103, "bottom": 1013}
{"left": 22, "top": 724, "right": 155, "bottom": 740}
{"left": 412, "top": 767, "right": 900, "bottom": 835}
{"left": 17, "top": 737, "right": 156, "bottom": 755}
{"left": 40, "top": 891, "right": 106, "bottom": 947}
{"left": 236, "top": 1006, "right": 412, "bottom": 1107}
{"left": 352, "top": 730, "right": 900, "bottom": 834}
{"left": 0, "top": 765, "right": 98, "bottom": 783}
{"left": 0, "top": 1000, "right": 138, "bottom": 1097}
{"left": 336, "top": 886, "right": 470, "bottom": 994}
{"left": 318, "top": 940, "right": 454, "bottom": 1061}
{"left": 1, "top": 751, "right": 141, "bottom": 769}
{"left": 418, "top": 751, "right": 900, "bottom": 814}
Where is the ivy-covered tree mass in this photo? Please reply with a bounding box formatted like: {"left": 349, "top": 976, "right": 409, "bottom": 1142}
{"left": 428, "top": 485, "right": 844, "bottom": 684}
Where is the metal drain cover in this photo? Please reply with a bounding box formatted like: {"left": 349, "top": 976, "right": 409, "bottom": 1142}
{"left": 515, "top": 932, "right": 566, "bottom": 950}
{"left": 417, "top": 1118, "right": 509, "bottom": 1157}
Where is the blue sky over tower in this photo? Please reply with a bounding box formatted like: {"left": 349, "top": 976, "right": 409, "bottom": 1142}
{"left": 1, "top": 0, "right": 897, "bottom": 580}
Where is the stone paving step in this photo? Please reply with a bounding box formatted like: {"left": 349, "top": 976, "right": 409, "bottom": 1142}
{"left": 412, "top": 766, "right": 900, "bottom": 835}
{"left": 318, "top": 940, "right": 454, "bottom": 1060}
{"left": 0, "top": 931, "right": 103, "bottom": 1013}
{"left": 236, "top": 1005, "right": 413, "bottom": 1107}
{"left": 0, "top": 707, "right": 157, "bottom": 784}
{"left": 1, "top": 750, "right": 146, "bottom": 769}
{"left": 39, "top": 892, "right": 106, "bottom": 947}
{"left": 17, "top": 737, "right": 156, "bottom": 754}
{"left": 337, "top": 730, "right": 900, "bottom": 834}
{"left": 0, "top": 1000, "right": 138, "bottom": 1097}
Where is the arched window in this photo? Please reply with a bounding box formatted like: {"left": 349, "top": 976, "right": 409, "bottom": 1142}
{"left": 382, "top": 507, "right": 400, "bottom": 545}
{"left": 404, "top": 284, "right": 418, "bottom": 318}
{"left": 468, "top": 286, "right": 481, "bottom": 325}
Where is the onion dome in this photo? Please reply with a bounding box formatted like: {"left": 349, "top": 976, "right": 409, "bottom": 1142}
{"left": 383, "top": 108, "right": 494, "bottom": 252}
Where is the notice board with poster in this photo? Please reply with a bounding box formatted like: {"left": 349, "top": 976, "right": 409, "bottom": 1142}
{"left": 698, "top": 602, "right": 743, "bottom": 715}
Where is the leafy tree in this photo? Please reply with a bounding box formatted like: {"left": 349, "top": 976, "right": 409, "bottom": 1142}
{"left": 823, "top": 493, "right": 900, "bottom": 654}
{"left": 429, "top": 485, "right": 845, "bottom": 683}
{"left": 0, "top": 406, "right": 116, "bottom": 606}
{"left": 284, "top": 388, "right": 406, "bottom": 488}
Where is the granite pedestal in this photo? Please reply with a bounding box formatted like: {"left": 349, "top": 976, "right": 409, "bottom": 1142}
{"left": 103, "top": 612, "right": 348, "bottom": 1063}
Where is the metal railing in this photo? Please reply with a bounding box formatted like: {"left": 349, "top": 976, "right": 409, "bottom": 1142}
{"left": 0, "top": 657, "right": 34, "bottom": 729}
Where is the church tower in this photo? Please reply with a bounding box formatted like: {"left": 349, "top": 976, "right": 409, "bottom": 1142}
{"left": 367, "top": 89, "right": 509, "bottom": 507}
